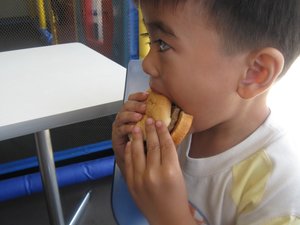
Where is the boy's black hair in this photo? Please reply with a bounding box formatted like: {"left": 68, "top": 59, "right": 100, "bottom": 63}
{"left": 136, "top": 0, "right": 300, "bottom": 76}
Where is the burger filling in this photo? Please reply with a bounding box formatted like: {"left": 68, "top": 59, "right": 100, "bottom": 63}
{"left": 168, "top": 105, "right": 181, "bottom": 132}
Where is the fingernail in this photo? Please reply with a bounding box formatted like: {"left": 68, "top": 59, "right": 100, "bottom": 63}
{"left": 146, "top": 118, "right": 154, "bottom": 125}
{"left": 156, "top": 120, "right": 163, "bottom": 127}
{"left": 133, "top": 126, "right": 141, "bottom": 133}
{"left": 141, "top": 103, "right": 146, "bottom": 110}
{"left": 135, "top": 113, "right": 142, "bottom": 119}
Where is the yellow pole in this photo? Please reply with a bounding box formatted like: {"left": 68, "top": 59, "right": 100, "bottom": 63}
{"left": 46, "top": 0, "right": 58, "bottom": 44}
{"left": 138, "top": 4, "right": 150, "bottom": 58}
{"left": 37, "top": 0, "right": 47, "bottom": 29}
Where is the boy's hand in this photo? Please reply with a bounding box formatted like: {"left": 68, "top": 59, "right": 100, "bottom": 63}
{"left": 124, "top": 118, "right": 196, "bottom": 225}
{"left": 112, "top": 92, "right": 148, "bottom": 173}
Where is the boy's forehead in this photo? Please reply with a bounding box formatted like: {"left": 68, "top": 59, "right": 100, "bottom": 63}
{"left": 142, "top": 1, "right": 211, "bottom": 40}
{"left": 142, "top": 0, "right": 207, "bottom": 29}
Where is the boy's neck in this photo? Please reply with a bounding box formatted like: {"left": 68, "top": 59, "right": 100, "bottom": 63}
{"left": 189, "top": 101, "right": 270, "bottom": 158}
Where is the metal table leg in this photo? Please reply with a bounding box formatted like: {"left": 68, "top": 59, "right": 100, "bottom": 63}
{"left": 69, "top": 191, "right": 91, "bottom": 225}
{"left": 35, "top": 129, "right": 65, "bottom": 225}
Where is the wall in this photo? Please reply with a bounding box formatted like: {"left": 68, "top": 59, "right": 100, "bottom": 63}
{"left": 0, "top": 0, "right": 29, "bottom": 19}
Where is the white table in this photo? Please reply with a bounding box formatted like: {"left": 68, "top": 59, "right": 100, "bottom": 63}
{"left": 0, "top": 43, "right": 126, "bottom": 225}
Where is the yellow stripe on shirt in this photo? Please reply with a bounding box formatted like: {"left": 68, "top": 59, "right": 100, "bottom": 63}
{"left": 231, "top": 150, "right": 273, "bottom": 214}
{"left": 263, "top": 216, "right": 300, "bottom": 225}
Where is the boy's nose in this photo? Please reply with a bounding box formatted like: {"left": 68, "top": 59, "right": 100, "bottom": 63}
{"left": 142, "top": 51, "right": 159, "bottom": 78}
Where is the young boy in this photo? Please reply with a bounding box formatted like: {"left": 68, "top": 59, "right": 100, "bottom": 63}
{"left": 112, "top": 0, "right": 300, "bottom": 224}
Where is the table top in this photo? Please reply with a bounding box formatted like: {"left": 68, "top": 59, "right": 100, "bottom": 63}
{"left": 0, "top": 43, "right": 126, "bottom": 141}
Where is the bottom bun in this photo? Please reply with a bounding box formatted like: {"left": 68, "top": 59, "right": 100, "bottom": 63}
{"left": 171, "top": 111, "right": 193, "bottom": 145}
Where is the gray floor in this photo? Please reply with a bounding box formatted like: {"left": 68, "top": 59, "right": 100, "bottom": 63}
{"left": 0, "top": 176, "right": 118, "bottom": 225}
{"left": 0, "top": 116, "right": 119, "bottom": 225}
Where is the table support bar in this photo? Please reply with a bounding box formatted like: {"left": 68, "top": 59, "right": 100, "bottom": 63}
{"left": 69, "top": 191, "right": 91, "bottom": 225}
{"left": 35, "top": 130, "right": 65, "bottom": 225}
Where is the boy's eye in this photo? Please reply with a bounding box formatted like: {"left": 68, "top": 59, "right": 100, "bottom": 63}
{"left": 140, "top": 33, "right": 171, "bottom": 52}
{"left": 153, "top": 39, "right": 171, "bottom": 52}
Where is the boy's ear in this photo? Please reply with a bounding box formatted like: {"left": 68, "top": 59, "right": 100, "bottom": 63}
{"left": 237, "top": 48, "right": 284, "bottom": 99}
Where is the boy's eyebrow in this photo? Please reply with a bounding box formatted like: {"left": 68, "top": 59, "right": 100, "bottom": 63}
{"left": 143, "top": 19, "right": 177, "bottom": 37}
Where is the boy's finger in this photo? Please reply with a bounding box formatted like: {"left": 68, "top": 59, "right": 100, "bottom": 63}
{"left": 121, "top": 100, "right": 147, "bottom": 114}
{"left": 131, "top": 126, "right": 146, "bottom": 176}
{"left": 127, "top": 91, "right": 149, "bottom": 101}
{"left": 155, "top": 120, "right": 178, "bottom": 165}
{"left": 145, "top": 118, "right": 161, "bottom": 167}
{"left": 115, "top": 111, "right": 143, "bottom": 126}
{"left": 124, "top": 141, "right": 134, "bottom": 184}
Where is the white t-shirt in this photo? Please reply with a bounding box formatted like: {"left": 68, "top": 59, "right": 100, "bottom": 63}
{"left": 178, "top": 114, "right": 300, "bottom": 225}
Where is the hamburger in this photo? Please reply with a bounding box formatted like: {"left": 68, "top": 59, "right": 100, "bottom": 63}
{"left": 135, "top": 89, "right": 193, "bottom": 145}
